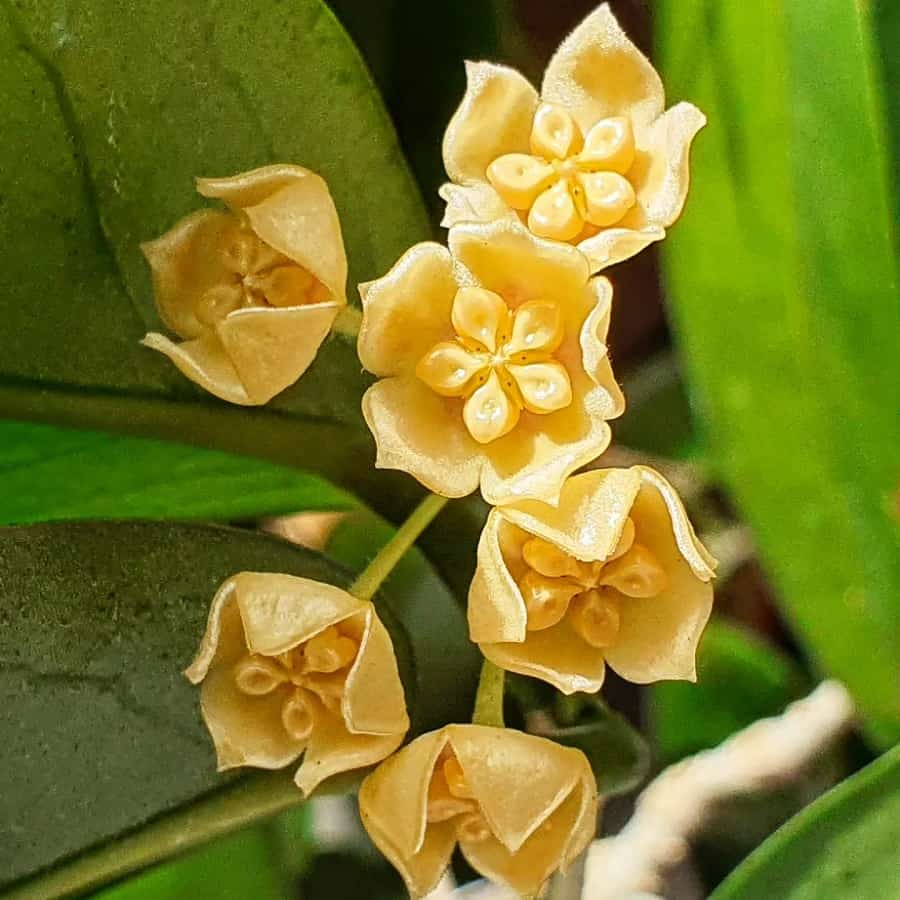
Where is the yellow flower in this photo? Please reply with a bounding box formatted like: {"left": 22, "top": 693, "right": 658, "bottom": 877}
{"left": 142, "top": 165, "right": 347, "bottom": 405}
{"left": 185, "top": 573, "right": 408, "bottom": 795}
{"left": 359, "top": 724, "right": 598, "bottom": 897}
{"left": 440, "top": 4, "right": 705, "bottom": 272}
{"left": 469, "top": 467, "right": 717, "bottom": 693}
{"left": 357, "top": 218, "right": 624, "bottom": 505}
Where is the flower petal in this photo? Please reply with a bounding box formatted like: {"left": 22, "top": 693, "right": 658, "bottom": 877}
{"left": 463, "top": 370, "right": 520, "bottom": 444}
{"left": 576, "top": 223, "right": 666, "bottom": 273}
{"left": 198, "top": 165, "right": 348, "bottom": 304}
{"left": 486, "top": 153, "right": 555, "bottom": 211}
{"left": 468, "top": 509, "right": 529, "bottom": 644}
{"left": 603, "top": 467, "right": 716, "bottom": 683}
{"left": 447, "top": 725, "right": 582, "bottom": 853}
{"left": 416, "top": 341, "right": 486, "bottom": 397}
{"left": 359, "top": 729, "right": 453, "bottom": 895}
{"left": 500, "top": 468, "right": 642, "bottom": 563}
{"left": 141, "top": 209, "right": 240, "bottom": 340}
{"left": 481, "top": 617, "right": 607, "bottom": 695}
{"left": 294, "top": 697, "right": 404, "bottom": 796}
{"left": 343, "top": 604, "right": 410, "bottom": 736}
{"left": 141, "top": 331, "right": 250, "bottom": 405}
{"left": 215, "top": 302, "right": 342, "bottom": 404}
{"left": 362, "top": 376, "right": 483, "bottom": 498}
{"left": 578, "top": 276, "right": 619, "bottom": 386}
{"left": 438, "top": 181, "right": 512, "bottom": 229}
{"left": 577, "top": 171, "right": 635, "bottom": 228}
{"left": 479, "top": 373, "right": 616, "bottom": 506}
{"left": 579, "top": 115, "right": 635, "bottom": 174}
{"left": 230, "top": 573, "right": 363, "bottom": 656}
{"left": 358, "top": 243, "right": 458, "bottom": 377}
{"left": 541, "top": 4, "right": 664, "bottom": 138}
{"left": 449, "top": 219, "right": 590, "bottom": 312}
{"left": 451, "top": 286, "right": 510, "bottom": 352}
{"left": 506, "top": 361, "right": 572, "bottom": 415}
{"left": 506, "top": 300, "right": 564, "bottom": 356}
{"left": 443, "top": 61, "right": 538, "bottom": 184}
{"left": 530, "top": 103, "right": 583, "bottom": 160}
{"left": 528, "top": 180, "right": 583, "bottom": 242}
{"left": 625, "top": 101, "right": 706, "bottom": 228}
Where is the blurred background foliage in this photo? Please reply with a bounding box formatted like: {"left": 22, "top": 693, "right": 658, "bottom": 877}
{"left": 0, "top": 0, "right": 897, "bottom": 898}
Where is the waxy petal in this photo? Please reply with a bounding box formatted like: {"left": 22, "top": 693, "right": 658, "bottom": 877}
{"left": 580, "top": 115, "right": 635, "bottom": 174}
{"left": 486, "top": 153, "right": 555, "bottom": 210}
{"left": 507, "top": 361, "right": 572, "bottom": 415}
{"left": 463, "top": 370, "right": 520, "bottom": 444}
{"left": 416, "top": 341, "right": 486, "bottom": 397}
{"left": 438, "top": 181, "right": 511, "bottom": 229}
{"left": 443, "top": 61, "right": 538, "bottom": 184}
{"left": 506, "top": 300, "right": 564, "bottom": 356}
{"left": 530, "top": 103, "right": 582, "bottom": 161}
{"left": 528, "top": 180, "right": 583, "bottom": 242}
{"left": 576, "top": 223, "right": 666, "bottom": 273}
{"left": 451, "top": 286, "right": 510, "bottom": 352}
{"left": 577, "top": 170, "right": 635, "bottom": 228}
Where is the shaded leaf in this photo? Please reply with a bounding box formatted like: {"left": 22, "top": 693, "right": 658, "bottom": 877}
{"left": 0, "top": 521, "right": 475, "bottom": 889}
{"left": 710, "top": 744, "right": 900, "bottom": 899}
{"left": 651, "top": 619, "right": 807, "bottom": 765}
{"left": 0, "top": 422, "right": 353, "bottom": 525}
{"left": 656, "top": 0, "right": 900, "bottom": 743}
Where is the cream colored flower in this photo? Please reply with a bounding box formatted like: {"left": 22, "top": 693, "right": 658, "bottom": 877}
{"left": 359, "top": 724, "right": 598, "bottom": 897}
{"left": 142, "top": 165, "right": 347, "bottom": 405}
{"left": 469, "top": 466, "right": 717, "bottom": 694}
{"left": 357, "top": 218, "right": 624, "bottom": 505}
{"left": 185, "top": 572, "right": 408, "bottom": 795}
{"left": 440, "top": 4, "right": 705, "bottom": 272}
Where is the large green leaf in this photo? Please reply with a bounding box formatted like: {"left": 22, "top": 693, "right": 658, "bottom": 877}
{"left": 710, "top": 744, "right": 900, "bottom": 899}
{"left": 0, "top": 422, "right": 353, "bottom": 525}
{"left": 0, "top": 0, "right": 430, "bottom": 519}
{"left": 0, "top": 521, "right": 476, "bottom": 890}
{"left": 652, "top": 620, "right": 807, "bottom": 765}
{"left": 656, "top": 0, "right": 900, "bottom": 743}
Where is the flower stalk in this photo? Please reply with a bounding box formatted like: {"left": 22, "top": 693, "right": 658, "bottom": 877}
{"left": 471, "top": 658, "right": 506, "bottom": 728}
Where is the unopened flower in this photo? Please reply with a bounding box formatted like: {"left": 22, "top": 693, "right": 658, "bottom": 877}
{"left": 358, "top": 218, "right": 623, "bottom": 505}
{"left": 469, "top": 467, "right": 716, "bottom": 693}
{"left": 142, "top": 165, "right": 347, "bottom": 405}
{"left": 185, "top": 572, "right": 408, "bottom": 795}
{"left": 359, "top": 724, "right": 598, "bottom": 897}
{"left": 440, "top": 4, "right": 705, "bottom": 272}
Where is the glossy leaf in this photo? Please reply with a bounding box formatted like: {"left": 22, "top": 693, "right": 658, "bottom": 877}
{"left": 656, "top": 0, "right": 900, "bottom": 743}
{"left": 652, "top": 619, "right": 807, "bottom": 765}
{"left": 710, "top": 744, "right": 900, "bottom": 899}
{"left": 0, "top": 0, "right": 430, "bottom": 521}
{"left": 0, "top": 422, "right": 353, "bottom": 525}
{"left": 0, "top": 521, "right": 474, "bottom": 890}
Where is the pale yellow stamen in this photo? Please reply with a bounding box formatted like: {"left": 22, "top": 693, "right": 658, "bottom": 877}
{"left": 577, "top": 171, "right": 636, "bottom": 228}
{"left": 580, "top": 116, "right": 636, "bottom": 174}
{"left": 522, "top": 536, "right": 583, "bottom": 580}
{"left": 304, "top": 626, "right": 359, "bottom": 673}
{"left": 569, "top": 588, "right": 621, "bottom": 648}
{"left": 520, "top": 569, "right": 580, "bottom": 631}
{"left": 234, "top": 655, "right": 287, "bottom": 695}
{"left": 599, "top": 543, "right": 669, "bottom": 598}
{"left": 442, "top": 756, "right": 475, "bottom": 799}
{"left": 281, "top": 689, "right": 315, "bottom": 741}
{"left": 425, "top": 754, "right": 490, "bottom": 842}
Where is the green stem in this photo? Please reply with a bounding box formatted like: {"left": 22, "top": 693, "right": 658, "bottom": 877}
{"left": 5, "top": 772, "right": 303, "bottom": 900}
{"left": 471, "top": 658, "right": 506, "bottom": 728}
{"left": 9, "top": 496, "right": 449, "bottom": 899}
{"left": 350, "top": 492, "right": 448, "bottom": 601}
{"left": 332, "top": 304, "right": 362, "bottom": 337}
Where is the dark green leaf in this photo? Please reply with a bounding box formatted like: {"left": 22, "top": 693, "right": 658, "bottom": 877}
{"left": 656, "top": 0, "right": 900, "bottom": 744}
{"left": 0, "top": 521, "right": 475, "bottom": 889}
{"left": 651, "top": 619, "right": 807, "bottom": 765}
{"left": 710, "top": 744, "right": 900, "bottom": 899}
{"left": 0, "top": 422, "right": 354, "bottom": 525}
{"left": 0, "top": 0, "right": 430, "bottom": 518}
{"left": 324, "top": 508, "right": 481, "bottom": 732}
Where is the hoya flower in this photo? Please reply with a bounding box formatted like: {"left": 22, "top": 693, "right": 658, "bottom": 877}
{"left": 357, "top": 218, "right": 624, "bottom": 505}
{"left": 440, "top": 4, "right": 705, "bottom": 272}
{"left": 185, "top": 572, "right": 409, "bottom": 795}
{"left": 359, "top": 724, "right": 597, "bottom": 897}
{"left": 468, "top": 466, "right": 717, "bottom": 693}
{"left": 142, "top": 164, "right": 347, "bottom": 405}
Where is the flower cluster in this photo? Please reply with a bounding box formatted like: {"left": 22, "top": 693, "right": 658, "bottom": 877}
{"left": 166, "top": 6, "right": 713, "bottom": 898}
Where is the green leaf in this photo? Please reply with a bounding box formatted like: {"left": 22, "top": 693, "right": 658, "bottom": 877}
{"left": 0, "top": 0, "right": 430, "bottom": 518}
{"left": 655, "top": 0, "right": 900, "bottom": 744}
{"left": 710, "top": 744, "right": 900, "bottom": 900}
{"left": 0, "top": 422, "right": 354, "bottom": 525}
{"left": 324, "top": 508, "right": 482, "bottom": 732}
{"left": 0, "top": 521, "right": 475, "bottom": 890}
{"left": 651, "top": 619, "right": 807, "bottom": 765}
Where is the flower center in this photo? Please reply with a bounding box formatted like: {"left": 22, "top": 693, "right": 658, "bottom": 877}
{"left": 193, "top": 219, "right": 330, "bottom": 327}
{"left": 426, "top": 752, "right": 490, "bottom": 843}
{"left": 233, "top": 625, "right": 359, "bottom": 740}
{"left": 486, "top": 104, "right": 638, "bottom": 243}
{"left": 415, "top": 286, "right": 573, "bottom": 444}
{"left": 516, "top": 519, "right": 668, "bottom": 647}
